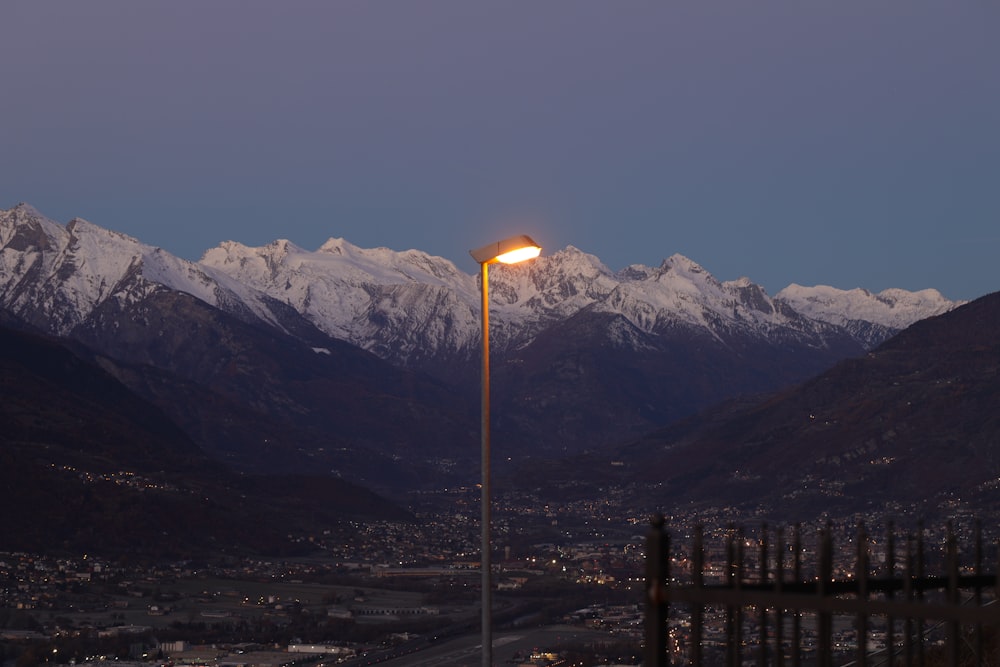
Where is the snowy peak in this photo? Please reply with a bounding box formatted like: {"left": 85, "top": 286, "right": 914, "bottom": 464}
{"left": 66, "top": 216, "right": 142, "bottom": 246}
{"left": 201, "top": 239, "right": 308, "bottom": 283}
{"left": 317, "top": 236, "right": 352, "bottom": 256}
{"left": 534, "top": 245, "right": 610, "bottom": 275}
{"left": 3, "top": 202, "right": 974, "bottom": 470}
{"left": 653, "top": 254, "right": 726, "bottom": 300}
{"left": 1, "top": 204, "right": 965, "bottom": 369}
{"left": 205, "top": 236, "right": 469, "bottom": 289}
{"left": 660, "top": 252, "right": 709, "bottom": 276}
{"left": 776, "top": 283, "right": 960, "bottom": 331}
{"left": 0, "top": 205, "right": 295, "bottom": 335}
{"left": 315, "top": 236, "right": 464, "bottom": 285}
{"left": 0, "top": 206, "right": 157, "bottom": 332}
{"left": 0, "top": 202, "right": 64, "bottom": 251}
{"left": 726, "top": 279, "right": 775, "bottom": 316}
{"left": 200, "top": 235, "right": 481, "bottom": 355}
{"left": 490, "top": 245, "right": 617, "bottom": 315}
{"left": 588, "top": 253, "right": 787, "bottom": 337}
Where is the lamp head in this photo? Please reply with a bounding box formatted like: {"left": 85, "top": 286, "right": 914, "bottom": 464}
{"left": 470, "top": 235, "right": 542, "bottom": 265}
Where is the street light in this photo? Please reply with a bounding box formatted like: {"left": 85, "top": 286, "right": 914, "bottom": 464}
{"left": 470, "top": 234, "right": 541, "bottom": 667}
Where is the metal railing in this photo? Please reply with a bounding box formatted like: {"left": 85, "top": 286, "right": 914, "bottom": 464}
{"left": 644, "top": 516, "right": 1000, "bottom": 666}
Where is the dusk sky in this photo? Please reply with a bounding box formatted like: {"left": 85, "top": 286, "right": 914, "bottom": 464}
{"left": 3, "top": 2, "right": 998, "bottom": 301}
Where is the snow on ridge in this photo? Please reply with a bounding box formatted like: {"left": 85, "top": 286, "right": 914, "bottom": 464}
{"left": 587, "top": 254, "right": 786, "bottom": 336}
{"left": 649, "top": 255, "right": 729, "bottom": 313}
{"left": 491, "top": 246, "right": 617, "bottom": 315}
{"left": 775, "top": 283, "right": 960, "bottom": 330}
{"left": 0, "top": 205, "right": 290, "bottom": 332}
{"left": 655, "top": 254, "right": 725, "bottom": 297}
{"left": 2, "top": 204, "right": 964, "bottom": 362}
{"left": 200, "top": 234, "right": 482, "bottom": 348}
{"left": 55, "top": 214, "right": 253, "bottom": 311}
{"left": 616, "top": 264, "right": 655, "bottom": 281}
{"left": 727, "top": 276, "right": 754, "bottom": 288}
{"left": 315, "top": 236, "right": 465, "bottom": 285}
{"left": 522, "top": 246, "right": 614, "bottom": 286}
{"left": 0, "top": 202, "right": 65, "bottom": 247}
{"left": 544, "top": 245, "right": 610, "bottom": 269}
{"left": 11, "top": 202, "right": 45, "bottom": 217}
{"left": 62, "top": 217, "right": 150, "bottom": 286}
{"left": 205, "top": 235, "right": 470, "bottom": 290}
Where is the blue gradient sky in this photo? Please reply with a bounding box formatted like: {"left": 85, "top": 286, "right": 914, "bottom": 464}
{"left": 2, "top": 2, "right": 997, "bottom": 300}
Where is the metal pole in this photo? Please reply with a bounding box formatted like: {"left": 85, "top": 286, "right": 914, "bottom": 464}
{"left": 856, "top": 522, "right": 869, "bottom": 667}
{"left": 818, "top": 525, "right": 832, "bottom": 667}
{"left": 692, "top": 524, "right": 704, "bottom": 667}
{"left": 479, "top": 260, "right": 492, "bottom": 667}
{"left": 759, "top": 523, "right": 768, "bottom": 667}
{"left": 644, "top": 514, "right": 669, "bottom": 667}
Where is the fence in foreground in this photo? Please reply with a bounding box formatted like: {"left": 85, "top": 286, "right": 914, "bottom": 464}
{"left": 644, "top": 516, "right": 999, "bottom": 666}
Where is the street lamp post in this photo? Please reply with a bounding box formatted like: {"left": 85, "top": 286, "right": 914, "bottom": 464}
{"left": 470, "top": 235, "right": 541, "bottom": 667}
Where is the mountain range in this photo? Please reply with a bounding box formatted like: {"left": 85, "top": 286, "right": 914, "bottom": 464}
{"left": 598, "top": 289, "right": 1000, "bottom": 522}
{"left": 0, "top": 315, "right": 411, "bottom": 556}
{"left": 0, "top": 203, "right": 969, "bottom": 509}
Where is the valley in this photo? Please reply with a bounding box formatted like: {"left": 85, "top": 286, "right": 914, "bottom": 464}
{"left": 2, "top": 203, "right": 998, "bottom": 665}
{"left": 2, "top": 482, "right": 990, "bottom": 666}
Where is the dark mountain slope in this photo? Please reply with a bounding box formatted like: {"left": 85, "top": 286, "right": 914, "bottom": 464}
{"left": 496, "top": 307, "right": 866, "bottom": 453}
{"left": 609, "top": 291, "right": 1000, "bottom": 520}
{"left": 0, "top": 322, "right": 411, "bottom": 557}
{"left": 0, "top": 321, "right": 208, "bottom": 471}
{"left": 69, "top": 288, "right": 478, "bottom": 489}
{"left": 3, "top": 204, "right": 957, "bottom": 477}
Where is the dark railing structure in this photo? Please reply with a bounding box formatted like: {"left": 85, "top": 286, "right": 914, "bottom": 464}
{"left": 645, "top": 516, "right": 1000, "bottom": 666}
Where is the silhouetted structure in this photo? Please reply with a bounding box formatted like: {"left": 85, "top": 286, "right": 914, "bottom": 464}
{"left": 645, "top": 516, "right": 999, "bottom": 666}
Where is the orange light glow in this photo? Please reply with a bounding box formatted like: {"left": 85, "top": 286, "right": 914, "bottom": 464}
{"left": 470, "top": 234, "right": 542, "bottom": 264}
{"left": 495, "top": 245, "right": 541, "bottom": 264}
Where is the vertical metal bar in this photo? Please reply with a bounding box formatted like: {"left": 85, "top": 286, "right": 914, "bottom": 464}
{"left": 974, "top": 519, "right": 983, "bottom": 667}
{"left": 995, "top": 535, "right": 1000, "bottom": 663}
{"left": 692, "top": 525, "right": 704, "bottom": 667}
{"left": 726, "top": 525, "right": 737, "bottom": 667}
{"left": 904, "top": 533, "right": 914, "bottom": 667}
{"left": 736, "top": 526, "right": 745, "bottom": 667}
{"left": 776, "top": 525, "right": 785, "bottom": 667}
{"left": 759, "top": 523, "right": 768, "bottom": 667}
{"left": 886, "top": 520, "right": 896, "bottom": 665}
{"left": 817, "top": 525, "right": 832, "bottom": 667}
{"left": 664, "top": 524, "right": 672, "bottom": 667}
{"left": 917, "top": 521, "right": 925, "bottom": 667}
{"left": 645, "top": 514, "right": 670, "bottom": 667}
{"left": 793, "top": 523, "right": 802, "bottom": 667}
{"left": 856, "top": 521, "right": 868, "bottom": 667}
{"left": 946, "top": 522, "right": 959, "bottom": 667}
{"left": 479, "top": 260, "right": 492, "bottom": 667}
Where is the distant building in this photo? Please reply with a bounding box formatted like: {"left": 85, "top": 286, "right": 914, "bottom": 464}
{"left": 218, "top": 651, "right": 301, "bottom": 667}
{"left": 326, "top": 606, "right": 353, "bottom": 619}
{"left": 158, "top": 641, "right": 190, "bottom": 653}
{"left": 288, "top": 644, "right": 354, "bottom": 657}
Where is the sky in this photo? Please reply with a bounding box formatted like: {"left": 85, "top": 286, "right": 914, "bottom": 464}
{"left": 2, "top": 2, "right": 998, "bottom": 301}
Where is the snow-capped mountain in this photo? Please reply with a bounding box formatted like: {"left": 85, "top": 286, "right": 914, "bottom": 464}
{"left": 0, "top": 203, "right": 967, "bottom": 472}
{"left": 0, "top": 203, "right": 479, "bottom": 487}
{"left": 198, "top": 236, "right": 950, "bottom": 377}
{"left": 0, "top": 203, "right": 306, "bottom": 337}
{"left": 2, "top": 203, "right": 957, "bottom": 371}
{"left": 199, "top": 237, "right": 483, "bottom": 367}
{"left": 776, "top": 283, "right": 960, "bottom": 348}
